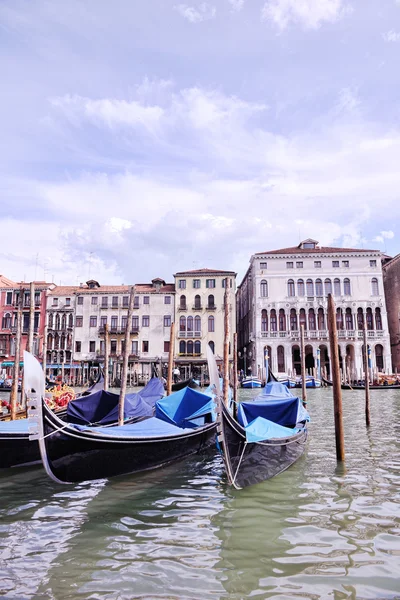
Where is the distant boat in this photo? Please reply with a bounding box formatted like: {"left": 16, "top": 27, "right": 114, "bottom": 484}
{"left": 322, "top": 376, "right": 400, "bottom": 390}
{"left": 275, "top": 374, "right": 297, "bottom": 388}
{"left": 241, "top": 376, "right": 262, "bottom": 389}
{"left": 294, "top": 376, "right": 322, "bottom": 389}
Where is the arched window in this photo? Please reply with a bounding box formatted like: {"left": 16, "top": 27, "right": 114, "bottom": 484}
{"left": 325, "top": 279, "right": 332, "bottom": 296}
{"left": 318, "top": 308, "right": 325, "bottom": 330}
{"left": 61, "top": 314, "right": 66, "bottom": 330}
{"left": 180, "top": 295, "right": 186, "bottom": 309}
{"left": 179, "top": 316, "right": 186, "bottom": 332}
{"left": 334, "top": 278, "right": 341, "bottom": 296}
{"left": 2, "top": 312, "right": 11, "bottom": 329}
{"left": 375, "top": 308, "right": 382, "bottom": 330}
{"left": 375, "top": 344, "right": 384, "bottom": 370}
{"left": 308, "top": 308, "right": 316, "bottom": 330}
{"left": 208, "top": 294, "right": 215, "bottom": 309}
{"left": 357, "top": 307, "right": 364, "bottom": 330}
{"left": 345, "top": 308, "right": 353, "bottom": 330}
{"left": 299, "top": 308, "right": 307, "bottom": 330}
{"left": 187, "top": 316, "right": 193, "bottom": 334}
{"left": 261, "top": 309, "right": 268, "bottom": 332}
{"left": 290, "top": 309, "right": 298, "bottom": 331}
{"left": 297, "top": 279, "right": 305, "bottom": 296}
{"left": 54, "top": 333, "right": 60, "bottom": 349}
{"left": 336, "top": 308, "right": 343, "bottom": 330}
{"left": 260, "top": 280, "right": 268, "bottom": 297}
{"left": 209, "top": 341, "right": 215, "bottom": 353}
{"left": 194, "top": 340, "right": 201, "bottom": 355}
{"left": 315, "top": 279, "right": 323, "bottom": 296}
{"left": 279, "top": 309, "right": 286, "bottom": 331}
{"left": 288, "top": 279, "right": 295, "bottom": 297}
{"left": 179, "top": 340, "right": 186, "bottom": 354}
{"left": 187, "top": 340, "right": 194, "bottom": 355}
{"left": 343, "top": 278, "right": 351, "bottom": 295}
{"left": 366, "top": 307, "right": 373, "bottom": 330}
{"left": 194, "top": 294, "right": 201, "bottom": 309}
{"left": 47, "top": 334, "right": 53, "bottom": 350}
{"left": 68, "top": 313, "right": 73, "bottom": 328}
{"left": 60, "top": 334, "right": 66, "bottom": 349}
{"left": 48, "top": 313, "right": 53, "bottom": 328}
{"left": 208, "top": 315, "right": 215, "bottom": 332}
{"left": 270, "top": 309, "right": 277, "bottom": 332}
{"left": 277, "top": 345, "right": 285, "bottom": 372}
{"left": 306, "top": 279, "right": 314, "bottom": 297}
{"left": 194, "top": 315, "right": 201, "bottom": 333}
{"left": 371, "top": 278, "right": 379, "bottom": 296}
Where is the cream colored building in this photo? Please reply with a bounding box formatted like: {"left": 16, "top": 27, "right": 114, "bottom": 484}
{"left": 173, "top": 268, "right": 237, "bottom": 376}
{"left": 237, "top": 239, "right": 392, "bottom": 380}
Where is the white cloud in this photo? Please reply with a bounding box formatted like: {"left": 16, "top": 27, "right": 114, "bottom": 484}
{"left": 262, "top": 0, "right": 349, "bottom": 30}
{"left": 383, "top": 30, "right": 400, "bottom": 42}
{"left": 174, "top": 3, "right": 216, "bottom": 23}
{"left": 49, "top": 95, "right": 164, "bottom": 132}
{"left": 228, "top": 0, "right": 245, "bottom": 12}
{"left": 373, "top": 230, "right": 395, "bottom": 244}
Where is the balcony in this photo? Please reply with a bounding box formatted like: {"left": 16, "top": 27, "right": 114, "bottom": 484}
{"left": 206, "top": 305, "right": 216, "bottom": 311}
{"left": 178, "top": 305, "right": 188, "bottom": 311}
{"left": 192, "top": 305, "right": 202, "bottom": 310}
{"left": 178, "top": 331, "right": 202, "bottom": 338}
{"left": 178, "top": 352, "right": 202, "bottom": 357}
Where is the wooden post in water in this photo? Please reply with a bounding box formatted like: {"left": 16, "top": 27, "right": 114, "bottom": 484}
{"left": 104, "top": 324, "right": 109, "bottom": 392}
{"left": 10, "top": 293, "right": 23, "bottom": 419}
{"left": 300, "top": 324, "right": 307, "bottom": 406}
{"left": 166, "top": 321, "right": 175, "bottom": 396}
{"left": 223, "top": 278, "right": 230, "bottom": 407}
{"left": 327, "top": 294, "right": 345, "bottom": 461}
{"left": 119, "top": 286, "right": 135, "bottom": 426}
{"left": 42, "top": 290, "right": 48, "bottom": 378}
{"left": 363, "top": 326, "right": 371, "bottom": 427}
{"left": 233, "top": 332, "right": 238, "bottom": 416}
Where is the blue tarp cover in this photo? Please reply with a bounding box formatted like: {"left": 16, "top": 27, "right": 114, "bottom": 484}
{"left": 71, "top": 416, "right": 196, "bottom": 438}
{"left": 238, "top": 397, "right": 310, "bottom": 428}
{"left": 67, "top": 377, "right": 165, "bottom": 425}
{"left": 155, "top": 386, "right": 216, "bottom": 428}
{"left": 0, "top": 418, "right": 29, "bottom": 434}
{"left": 259, "top": 381, "right": 295, "bottom": 399}
{"left": 245, "top": 416, "right": 300, "bottom": 442}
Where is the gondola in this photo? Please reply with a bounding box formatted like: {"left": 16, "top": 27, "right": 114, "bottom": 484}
{"left": 241, "top": 376, "right": 262, "bottom": 389}
{"left": 208, "top": 348, "right": 309, "bottom": 489}
{"left": 0, "top": 367, "right": 163, "bottom": 470}
{"left": 26, "top": 352, "right": 217, "bottom": 484}
{"left": 321, "top": 376, "right": 400, "bottom": 390}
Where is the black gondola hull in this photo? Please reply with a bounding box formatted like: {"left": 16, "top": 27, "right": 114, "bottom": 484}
{"left": 218, "top": 404, "right": 308, "bottom": 489}
{"left": 41, "top": 406, "right": 216, "bottom": 483}
{"left": 0, "top": 433, "right": 41, "bottom": 468}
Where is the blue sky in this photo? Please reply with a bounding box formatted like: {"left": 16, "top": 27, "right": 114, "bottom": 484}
{"left": 1, "top": 0, "right": 400, "bottom": 285}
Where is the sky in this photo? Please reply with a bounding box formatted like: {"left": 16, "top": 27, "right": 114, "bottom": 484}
{"left": 1, "top": 0, "right": 400, "bottom": 287}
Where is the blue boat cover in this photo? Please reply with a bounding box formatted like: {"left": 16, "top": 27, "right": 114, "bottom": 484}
{"left": 66, "top": 377, "right": 165, "bottom": 425}
{"left": 71, "top": 416, "right": 196, "bottom": 438}
{"left": 0, "top": 418, "right": 29, "bottom": 434}
{"left": 155, "top": 386, "right": 216, "bottom": 428}
{"left": 259, "top": 381, "right": 295, "bottom": 399}
{"left": 245, "top": 416, "right": 301, "bottom": 442}
{"left": 238, "top": 397, "right": 310, "bottom": 428}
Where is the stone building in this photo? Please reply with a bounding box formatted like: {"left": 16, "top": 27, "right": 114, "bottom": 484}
{"left": 173, "top": 268, "right": 236, "bottom": 378}
{"left": 236, "top": 239, "right": 392, "bottom": 380}
{"left": 0, "top": 276, "right": 52, "bottom": 377}
{"left": 382, "top": 253, "right": 400, "bottom": 372}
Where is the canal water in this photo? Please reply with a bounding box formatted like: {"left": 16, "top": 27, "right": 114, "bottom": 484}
{"left": 0, "top": 388, "right": 399, "bottom": 599}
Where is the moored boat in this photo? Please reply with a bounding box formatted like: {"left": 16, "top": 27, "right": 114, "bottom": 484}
{"left": 26, "top": 352, "right": 217, "bottom": 483}
{"left": 241, "top": 376, "right": 262, "bottom": 389}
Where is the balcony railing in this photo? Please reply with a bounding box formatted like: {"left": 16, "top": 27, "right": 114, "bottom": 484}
{"left": 206, "top": 305, "right": 216, "bottom": 311}
{"left": 259, "top": 329, "right": 385, "bottom": 341}
{"left": 178, "top": 331, "right": 202, "bottom": 338}
{"left": 178, "top": 305, "right": 188, "bottom": 311}
{"left": 192, "top": 305, "right": 202, "bottom": 310}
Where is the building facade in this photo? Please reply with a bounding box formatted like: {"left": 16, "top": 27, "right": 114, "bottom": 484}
{"left": 0, "top": 276, "right": 52, "bottom": 377}
{"left": 173, "top": 268, "right": 237, "bottom": 377}
{"left": 237, "top": 239, "right": 392, "bottom": 380}
{"left": 382, "top": 254, "right": 400, "bottom": 372}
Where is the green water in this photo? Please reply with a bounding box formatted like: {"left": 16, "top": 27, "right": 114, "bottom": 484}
{"left": 0, "top": 388, "right": 399, "bottom": 599}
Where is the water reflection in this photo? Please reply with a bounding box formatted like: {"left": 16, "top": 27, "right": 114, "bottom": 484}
{"left": 0, "top": 389, "right": 398, "bottom": 599}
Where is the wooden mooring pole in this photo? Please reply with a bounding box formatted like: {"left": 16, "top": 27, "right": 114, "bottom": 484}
{"left": 233, "top": 332, "right": 238, "bottom": 418}
{"left": 300, "top": 324, "right": 307, "bottom": 406}
{"left": 119, "top": 286, "right": 135, "bottom": 426}
{"left": 223, "top": 278, "right": 230, "bottom": 408}
{"left": 104, "top": 324, "right": 109, "bottom": 392}
{"left": 42, "top": 290, "right": 48, "bottom": 378}
{"left": 166, "top": 322, "right": 175, "bottom": 396}
{"left": 363, "top": 327, "right": 371, "bottom": 427}
{"left": 327, "top": 294, "right": 345, "bottom": 461}
{"left": 10, "top": 293, "right": 23, "bottom": 420}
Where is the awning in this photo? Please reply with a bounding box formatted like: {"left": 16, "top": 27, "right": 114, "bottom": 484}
{"left": 2, "top": 361, "right": 24, "bottom": 367}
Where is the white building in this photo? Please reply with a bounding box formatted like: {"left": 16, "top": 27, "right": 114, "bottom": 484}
{"left": 173, "top": 268, "right": 237, "bottom": 377}
{"left": 236, "top": 239, "right": 392, "bottom": 380}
